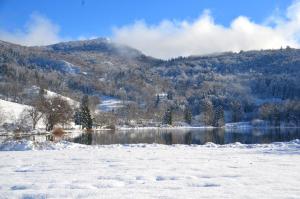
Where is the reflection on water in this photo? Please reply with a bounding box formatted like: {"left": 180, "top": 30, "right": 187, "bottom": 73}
{"left": 1, "top": 128, "right": 299, "bottom": 146}
{"left": 70, "top": 128, "right": 300, "bottom": 145}
{"left": 0, "top": 133, "right": 64, "bottom": 144}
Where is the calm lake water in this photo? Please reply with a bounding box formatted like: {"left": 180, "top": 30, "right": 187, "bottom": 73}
{"left": 70, "top": 128, "right": 300, "bottom": 145}
{"left": 1, "top": 128, "right": 300, "bottom": 145}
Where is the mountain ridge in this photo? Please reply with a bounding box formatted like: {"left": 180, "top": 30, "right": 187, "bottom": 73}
{"left": 0, "top": 38, "right": 299, "bottom": 124}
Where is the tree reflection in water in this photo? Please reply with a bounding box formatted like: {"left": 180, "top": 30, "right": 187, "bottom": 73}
{"left": 70, "top": 128, "right": 300, "bottom": 145}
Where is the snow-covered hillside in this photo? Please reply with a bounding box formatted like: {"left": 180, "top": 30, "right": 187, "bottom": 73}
{"left": 98, "top": 95, "right": 124, "bottom": 112}
{"left": 0, "top": 88, "right": 79, "bottom": 131}
{"left": 0, "top": 99, "right": 30, "bottom": 125}
{"left": 25, "top": 86, "right": 79, "bottom": 107}
{"left": 45, "top": 89, "right": 79, "bottom": 107}
{"left": 61, "top": 60, "right": 81, "bottom": 74}
{"left": 0, "top": 140, "right": 299, "bottom": 198}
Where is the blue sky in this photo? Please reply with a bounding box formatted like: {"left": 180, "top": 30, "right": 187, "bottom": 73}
{"left": 0, "top": 0, "right": 293, "bottom": 38}
{"left": 1, "top": 0, "right": 300, "bottom": 58}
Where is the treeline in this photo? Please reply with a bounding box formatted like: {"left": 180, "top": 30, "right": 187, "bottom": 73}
{"left": 0, "top": 40, "right": 300, "bottom": 129}
{"left": 259, "top": 100, "right": 300, "bottom": 127}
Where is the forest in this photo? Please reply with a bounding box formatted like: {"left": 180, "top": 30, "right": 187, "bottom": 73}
{"left": 0, "top": 39, "right": 299, "bottom": 129}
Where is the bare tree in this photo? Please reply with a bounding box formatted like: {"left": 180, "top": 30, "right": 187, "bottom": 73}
{"left": 23, "top": 107, "right": 43, "bottom": 130}
{"left": 15, "top": 110, "right": 31, "bottom": 133}
{"left": 94, "top": 111, "right": 117, "bottom": 129}
{"left": 88, "top": 95, "right": 100, "bottom": 115}
{"left": 40, "top": 96, "right": 74, "bottom": 131}
{"left": 259, "top": 103, "right": 281, "bottom": 126}
{"left": 231, "top": 100, "right": 243, "bottom": 122}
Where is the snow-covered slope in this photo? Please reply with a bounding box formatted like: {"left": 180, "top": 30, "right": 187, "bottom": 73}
{"left": 0, "top": 140, "right": 299, "bottom": 198}
{"left": 0, "top": 99, "right": 30, "bottom": 124}
{"left": 61, "top": 60, "right": 80, "bottom": 74}
{"left": 25, "top": 86, "right": 79, "bottom": 107}
{"left": 99, "top": 95, "right": 124, "bottom": 112}
{"left": 0, "top": 87, "right": 78, "bottom": 129}
{"left": 45, "top": 89, "right": 79, "bottom": 107}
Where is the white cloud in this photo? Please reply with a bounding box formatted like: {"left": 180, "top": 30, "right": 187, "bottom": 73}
{"left": 0, "top": 13, "right": 62, "bottom": 46}
{"left": 113, "top": 1, "right": 300, "bottom": 59}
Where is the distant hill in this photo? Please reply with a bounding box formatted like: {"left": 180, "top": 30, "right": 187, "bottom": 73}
{"left": 0, "top": 38, "right": 299, "bottom": 123}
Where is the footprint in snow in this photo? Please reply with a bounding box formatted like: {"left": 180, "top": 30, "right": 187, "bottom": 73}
{"left": 11, "top": 185, "right": 28, "bottom": 190}
{"left": 203, "top": 183, "right": 221, "bottom": 187}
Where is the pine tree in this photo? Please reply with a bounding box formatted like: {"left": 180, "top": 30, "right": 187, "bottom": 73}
{"left": 163, "top": 107, "right": 173, "bottom": 125}
{"left": 184, "top": 106, "right": 192, "bottom": 124}
{"left": 80, "top": 95, "right": 93, "bottom": 129}
{"left": 167, "top": 91, "right": 173, "bottom": 100}
{"left": 201, "top": 98, "right": 214, "bottom": 126}
{"left": 74, "top": 109, "right": 81, "bottom": 125}
{"left": 155, "top": 94, "right": 160, "bottom": 107}
{"left": 213, "top": 105, "right": 225, "bottom": 127}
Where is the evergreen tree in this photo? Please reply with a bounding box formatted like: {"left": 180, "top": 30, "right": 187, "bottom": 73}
{"left": 167, "top": 91, "right": 173, "bottom": 100}
{"left": 184, "top": 106, "right": 192, "bottom": 124}
{"left": 163, "top": 107, "right": 173, "bottom": 125}
{"left": 201, "top": 98, "right": 214, "bottom": 126}
{"left": 74, "top": 109, "right": 81, "bottom": 125}
{"left": 213, "top": 105, "right": 225, "bottom": 127}
{"left": 155, "top": 94, "right": 160, "bottom": 107}
{"left": 80, "top": 95, "right": 93, "bottom": 129}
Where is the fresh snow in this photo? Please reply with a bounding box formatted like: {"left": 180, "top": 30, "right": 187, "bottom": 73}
{"left": 61, "top": 60, "right": 80, "bottom": 74}
{"left": 98, "top": 95, "right": 124, "bottom": 112}
{"left": 0, "top": 93, "right": 78, "bottom": 131}
{"left": 118, "top": 126, "right": 216, "bottom": 130}
{"left": 43, "top": 89, "right": 79, "bottom": 107}
{"left": 0, "top": 140, "right": 299, "bottom": 198}
{"left": 0, "top": 99, "right": 30, "bottom": 125}
{"left": 225, "top": 122, "right": 252, "bottom": 129}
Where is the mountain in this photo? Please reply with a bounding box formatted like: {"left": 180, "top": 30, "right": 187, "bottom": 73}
{"left": 0, "top": 38, "right": 299, "bottom": 124}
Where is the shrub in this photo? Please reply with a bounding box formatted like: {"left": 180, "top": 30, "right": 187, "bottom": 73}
{"left": 52, "top": 128, "right": 65, "bottom": 137}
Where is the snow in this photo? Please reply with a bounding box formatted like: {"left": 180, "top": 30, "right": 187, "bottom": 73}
{"left": 24, "top": 86, "right": 79, "bottom": 107}
{"left": 44, "top": 89, "right": 79, "bottom": 107}
{"left": 0, "top": 93, "right": 78, "bottom": 132}
{"left": 61, "top": 60, "right": 80, "bottom": 74}
{"left": 118, "top": 126, "right": 215, "bottom": 130}
{"left": 225, "top": 122, "right": 252, "bottom": 129}
{"left": 0, "top": 99, "right": 30, "bottom": 125}
{"left": 254, "top": 97, "right": 283, "bottom": 106}
{"left": 0, "top": 140, "right": 299, "bottom": 198}
{"left": 98, "top": 95, "right": 124, "bottom": 112}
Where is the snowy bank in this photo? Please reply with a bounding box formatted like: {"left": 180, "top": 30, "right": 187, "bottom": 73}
{"left": 0, "top": 139, "right": 300, "bottom": 152}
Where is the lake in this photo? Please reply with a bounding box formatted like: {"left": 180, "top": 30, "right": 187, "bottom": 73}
{"left": 69, "top": 128, "right": 300, "bottom": 145}
{"left": 1, "top": 128, "right": 300, "bottom": 145}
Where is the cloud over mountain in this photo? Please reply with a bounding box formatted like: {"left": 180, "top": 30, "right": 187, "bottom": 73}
{"left": 113, "top": 1, "right": 300, "bottom": 59}
{"left": 0, "top": 13, "right": 62, "bottom": 46}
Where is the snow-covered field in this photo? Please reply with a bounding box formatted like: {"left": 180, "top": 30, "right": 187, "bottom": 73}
{"left": 0, "top": 140, "right": 299, "bottom": 199}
